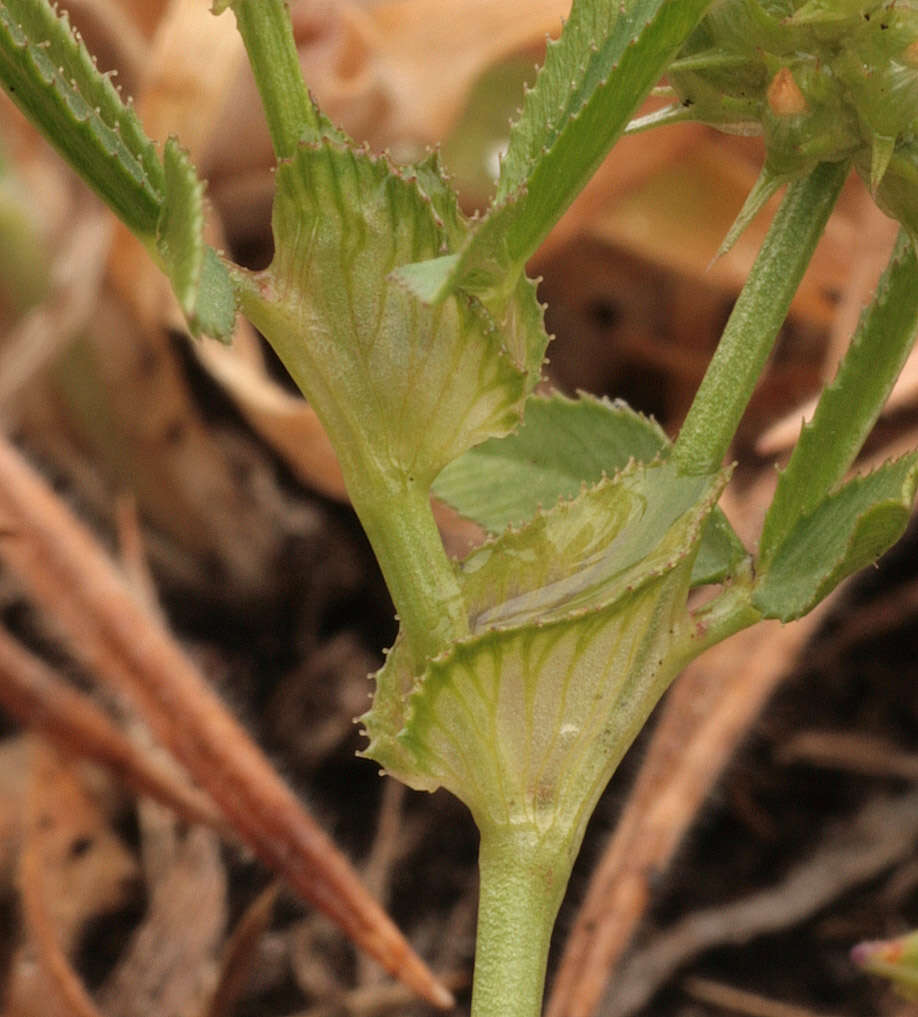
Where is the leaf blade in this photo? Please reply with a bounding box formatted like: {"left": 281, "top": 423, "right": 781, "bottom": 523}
{"left": 433, "top": 392, "right": 747, "bottom": 585}
{"left": 0, "top": 0, "right": 163, "bottom": 235}
{"left": 156, "top": 139, "right": 236, "bottom": 341}
{"left": 0, "top": 0, "right": 236, "bottom": 341}
{"left": 457, "top": 460, "right": 727, "bottom": 630}
{"left": 753, "top": 453, "right": 918, "bottom": 622}
{"left": 241, "top": 140, "right": 536, "bottom": 488}
{"left": 759, "top": 232, "right": 918, "bottom": 567}
{"left": 157, "top": 138, "right": 204, "bottom": 322}
{"left": 396, "top": 0, "right": 713, "bottom": 306}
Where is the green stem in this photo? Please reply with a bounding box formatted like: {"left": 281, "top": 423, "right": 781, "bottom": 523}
{"left": 673, "top": 558, "right": 761, "bottom": 664}
{"left": 471, "top": 826, "right": 573, "bottom": 1017}
{"left": 346, "top": 469, "right": 470, "bottom": 670}
{"left": 225, "top": 0, "right": 320, "bottom": 159}
{"left": 232, "top": 273, "right": 469, "bottom": 669}
{"left": 673, "top": 160, "right": 849, "bottom": 475}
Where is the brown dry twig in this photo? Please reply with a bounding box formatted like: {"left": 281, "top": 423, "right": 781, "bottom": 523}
{"left": 0, "top": 433, "right": 452, "bottom": 1009}
{"left": 288, "top": 969, "right": 471, "bottom": 1017}
{"left": 682, "top": 976, "right": 845, "bottom": 1017}
{"left": 203, "top": 882, "right": 280, "bottom": 1017}
{"left": 358, "top": 778, "right": 408, "bottom": 989}
{"left": 547, "top": 601, "right": 835, "bottom": 1017}
{"left": 602, "top": 790, "right": 918, "bottom": 1017}
{"left": 0, "top": 625, "right": 225, "bottom": 831}
{"left": 778, "top": 730, "right": 918, "bottom": 782}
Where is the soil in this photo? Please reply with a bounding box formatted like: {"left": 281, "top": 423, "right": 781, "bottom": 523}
{"left": 0, "top": 4, "right": 916, "bottom": 1013}
{"left": 17, "top": 273, "right": 915, "bottom": 1017}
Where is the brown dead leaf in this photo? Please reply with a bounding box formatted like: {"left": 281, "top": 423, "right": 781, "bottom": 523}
{"left": 6, "top": 740, "right": 137, "bottom": 1017}
{"left": 194, "top": 334, "right": 347, "bottom": 501}
{"left": 0, "top": 434, "right": 452, "bottom": 1008}
{"left": 97, "top": 827, "right": 226, "bottom": 1017}
{"left": 20, "top": 741, "right": 138, "bottom": 955}
{"left": 208, "top": 0, "right": 568, "bottom": 176}
{"left": 202, "top": 882, "right": 280, "bottom": 1017}
{"left": 0, "top": 738, "right": 29, "bottom": 890}
{"left": 139, "top": 0, "right": 244, "bottom": 152}
{"left": 535, "top": 128, "right": 871, "bottom": 331}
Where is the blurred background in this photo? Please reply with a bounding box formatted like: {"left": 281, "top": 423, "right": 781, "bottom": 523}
{"left": 0, "top": 2, "right": 916, "bottom": 1016}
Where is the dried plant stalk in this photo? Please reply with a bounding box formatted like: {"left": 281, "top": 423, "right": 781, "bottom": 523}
{"left": 0, "top": 434, "right": 451, "bottom": 1009}
{"left": 0, "top": 624, "right": 225, "bottom": 831}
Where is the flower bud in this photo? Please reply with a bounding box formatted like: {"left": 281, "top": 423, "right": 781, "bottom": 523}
{"left": 668, "top": 0, "right": 918, "bottom": 240}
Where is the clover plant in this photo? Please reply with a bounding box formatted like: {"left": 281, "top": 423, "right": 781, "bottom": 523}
{"left": 2, "top": 0, "right": 918, "bottom": 1014}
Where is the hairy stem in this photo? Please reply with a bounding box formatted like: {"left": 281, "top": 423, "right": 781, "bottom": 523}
{"left": 673, "top": 160, "right": 849, "bottom": 475}
{"left": 471, "top": 826, "right": 574, "bottom": 1017}
{"left": 225, "top": 0, "right": 320, "bottom": 159}
{"left": 347, "top": 470, "right": 470, "bottom": 670}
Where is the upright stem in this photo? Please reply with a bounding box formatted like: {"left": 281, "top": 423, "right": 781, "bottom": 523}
{"left": 471, "top": 826, "right": 574, "bottom": 1017}
{"left": 232, "top": 274, "right": 470, "bottom": 672}
{"left": 226, "top": 0, "right": 321, "bottom": 159}
{"left": 346, "top": 468, "right": 470, "bottom": 670}
{"left": 673, "top": 160, "right": 849, "bottom": 475}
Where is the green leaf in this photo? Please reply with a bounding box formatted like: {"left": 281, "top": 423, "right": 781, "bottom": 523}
{"left": 433, "top": 392, "right": 746, "bottom": 585}
{"left": 0, "top": 0, "right": 163, "bottom": 235}
{"left": 398, "top": 588, "right": 688, "bottom": 831}
{"left": 157, "top": 139, "right": 204, "bottom": 324}
{"left": 759, "top": 232, "right": 918, "bottom": 568}
{"left": 156, "top": 139, "right": 235, "bottom": 341}
{"left": 195, "top": 247, "right": 237, "bottom": 342}
{"left": 238, "top": 140, "right": 540, "bottom": 488}
{"left": 394, "top": 254, "right": 461, "bottom": 304}
{"left": 753, "top": 453, "right": 918, "bottom": 622}
{"left": 0, "top": 1, "right": 236, "bottom": 341}
{"left": 692, "top": 511, "right": 748, "bottom": 586}
{"left": 433, "top": 392, "right": 668, "bottom": 531}
{"left": 401, "top": 152, "right": 551, "bottom": 383}
{"left": 362, "top": 459, "right": 729, "bottom": 833}
{"left": 394, "top": 0, "right": 713, "bottom": 307}
{"left": 714, "top": 165, "right": 786, "bottom": 257}
{"left": 494, "top": 0, "right": 708, "bottom": 206}
{"left": 457, "top": 460, "right": 726, "bottom": 629}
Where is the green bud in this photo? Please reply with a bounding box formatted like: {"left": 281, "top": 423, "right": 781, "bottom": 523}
{"left": 833, "top": 5, "right": 918, "bottom": 139}
{"left": 761, "top": 59, "right": 861, "bottom": 177}
{"left": 667, "top": 0, "right": 918, "bottom": 241}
